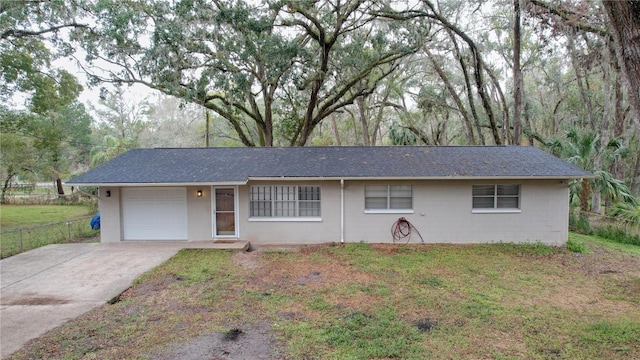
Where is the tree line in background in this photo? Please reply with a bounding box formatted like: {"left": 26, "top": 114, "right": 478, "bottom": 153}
{"left": 1, "top": 0, "right": 639, "bottom": 222}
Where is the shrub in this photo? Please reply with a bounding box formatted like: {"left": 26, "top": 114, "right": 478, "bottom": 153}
{"left": 566, "top": 237, "right": 588, "bottom": 253}
{"left": 594, "top": 226, "right": 640, "bottom": 246}
{"left": 569, "top": 211, "right": 639, "bottom": 247}
{"left": 569, "top": 212, "right": 592, "bottom": 234}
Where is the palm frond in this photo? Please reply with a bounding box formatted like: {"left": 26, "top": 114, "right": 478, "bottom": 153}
{"left": 609, "top": 197, "right": 640, "bottom": 228}
{"left": 592, "top": 170, "right": 635, "bottom": 204}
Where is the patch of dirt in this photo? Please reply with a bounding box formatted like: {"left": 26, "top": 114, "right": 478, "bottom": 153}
{"left": 165, "top": 301, "right": 214, "bottom": 315}
{"left": 3, "top": 294, "right": 70, "bottom": 305}
{"left": 119, "top": 273, "right": 185, "bottom": 300}
{"left": 562, "top": 245, "right": 640, "bottom": 277}
{"left": 231, "top": 251, "right": 262, "bottom": 270}
{"left": 296, "top": 271, "right": 323, "bottom": 285}
{"left": 535, "top": 282, "right": 634, "bottom": 315}
{"left": 150, "top": 321, "right": 283, "bottom": 360}
{"left": 511, "top": 244, "right": 640, "bottom": 316}
{"left": 257, "top": 252, "right": 376, "bottom": 292}
{"left": 414, "top": 318, "right": 437, "bottom": 332}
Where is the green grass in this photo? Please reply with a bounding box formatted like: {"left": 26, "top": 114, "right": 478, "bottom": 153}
{"left": 566, "top": 235, "right": 589, "bottom": 253}
{"left": 570, "top": 212, "right": 640, "bottom": 247}
{"left": 569, "top": 232, "right": 640, "bottom": 255}
{"left": 0, "top": 204, "right": 95, "bottom": 230}
{"left": 10, "top": 234, "right": 640, "bottom": 360}
{"left": 0, "top": 205, "right": 98, "bottom": 258}
{"left": 322, "top": 306, "right": 424, "bottom": 359}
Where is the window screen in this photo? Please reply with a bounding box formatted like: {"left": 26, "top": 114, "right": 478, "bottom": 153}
{"left": 472, "top": 185, "right": 520, "bottom": 209}
{"left": 365, "top": 185, "right": 413, "bottom": 210}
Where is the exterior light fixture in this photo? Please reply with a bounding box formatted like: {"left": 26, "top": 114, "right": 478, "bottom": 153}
{"left": 197, "top": 190, "right": 203, "bottom": 197}
{"left": 105, "top": 190, "right": 111, "bottom": 197}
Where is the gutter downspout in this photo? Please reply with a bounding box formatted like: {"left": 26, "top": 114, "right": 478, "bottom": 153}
{"left": 340, "top": 179, "right": 345, "bottom": 243}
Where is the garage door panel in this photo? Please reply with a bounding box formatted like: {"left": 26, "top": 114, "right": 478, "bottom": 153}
{"left": 122, "top": 187, "right": 188, "bottom": 241}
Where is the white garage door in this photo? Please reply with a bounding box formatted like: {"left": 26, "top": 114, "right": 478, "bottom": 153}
{"left": 122, "top": 187, "right": 188, "bottom": 240}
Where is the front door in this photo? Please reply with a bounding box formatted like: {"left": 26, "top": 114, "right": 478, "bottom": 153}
{"left": 214, "top": 187, "right": 237, "bottom": 237}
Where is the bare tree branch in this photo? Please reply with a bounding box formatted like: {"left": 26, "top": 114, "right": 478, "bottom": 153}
{"left": 2, "top": 23, "right": 89, "bottom": 40}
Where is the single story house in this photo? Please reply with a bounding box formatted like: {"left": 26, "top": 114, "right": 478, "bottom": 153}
{"left": 67, "top": 146, "right": 591, "bottom": 246}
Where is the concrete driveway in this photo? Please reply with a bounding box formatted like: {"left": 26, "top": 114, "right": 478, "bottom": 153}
{"left": 0, "top": 242, "right": 200, "bottom": 358}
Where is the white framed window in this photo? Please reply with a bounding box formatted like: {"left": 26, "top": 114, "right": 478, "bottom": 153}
{"left": 365, "top": 185, "right": 413, "bottom": 212}
{"left": 472, "top": 185, "right": 520, "bottom": 210}
{"left": 250, "top": 185, "right": 321, "bottom": 218}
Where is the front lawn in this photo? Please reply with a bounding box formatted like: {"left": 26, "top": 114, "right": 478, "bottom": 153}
{"left": 10, "top": 234, "right": 640, "bottom": 359}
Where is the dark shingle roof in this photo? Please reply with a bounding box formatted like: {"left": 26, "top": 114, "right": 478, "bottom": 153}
{"left": 67, "top": 146, "right": 592, "bottom": 185}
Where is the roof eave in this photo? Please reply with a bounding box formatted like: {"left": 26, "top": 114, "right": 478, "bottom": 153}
{"left": 67, "top": 174, "right": 593, "bottom": 186}
{"left": 248, "top": 175, "right": 593, "bottom": 181}
{"left": 65, "top": 181, "right": 248, "bottom": 187}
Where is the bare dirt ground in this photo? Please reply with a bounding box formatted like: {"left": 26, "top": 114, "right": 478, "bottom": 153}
{"left": 8, "top": 241, "right": 640, "bottom": 360}
{"left": 150, "top": 321, "right": 282, "bottom": 360}
{"left": 140, "top": 250, "right": 287, "bottom": 360}
{"left": 139, "top": 244, "right": 640, "bottom": 359}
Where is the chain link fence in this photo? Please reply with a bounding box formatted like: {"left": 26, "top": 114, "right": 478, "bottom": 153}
{"left": 0, "top": 216, "right": 99, "bottom": 259}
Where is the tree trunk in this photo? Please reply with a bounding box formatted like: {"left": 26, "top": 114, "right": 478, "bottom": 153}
{"left": 631, "top": 144, "right": 640, "bottom": 196}
{"left": 591, "top": 186, "right": 602, "bottom": 214}
{"left": 513, "top": 0, "right": 523, "bottom": 145}
{"left": 603, "top": 0, "right": 640, "bottom": 133}
{"left": 1, "top": 172, "right": 15, "bottom": 204}
{"left": 425, "top": 48, "right": 476, "bottom": 144}
{"left": 629, "top": 135, "right": 640, "bottom": 197}
{"left": 612, "top": 68, "right": 626, "bottom": 181}
{"left": 568, "top": 33, "right": 596, "bottom": 130}
{"left": 356, "top": 97, "right": 371, "bottom": 146}
{"left": 523, "top": 102, "right": 536, "bottom": 146}
{"left": 580, "top": 180, "right": 591, "bottom": 212}
{"left": 330, "top": 115, "right": 341, "bottom": 146}
{"left": 205, "top": 110, "right": 211, "bottom": 147}
{"left": 482, "top": 61, "right": 511, "bottom": 145}
{"left": 449, "top": 34, "right": 484, "bottom": 145}
{"left": 370, "top": 84, "right": 394, "bottom": 146}
{"left": 56, "top": 178, "right": 64, "bottom": 195}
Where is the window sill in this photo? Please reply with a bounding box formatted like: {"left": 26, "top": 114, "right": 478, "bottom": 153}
{"left": 364, "top": 209, "right": 414, "bottom": 214}
{"left": 472, "top": 209, "right": 521, "bottom": 214}
{"left": 248, "top": 217, "right": 322, "bottom": 222}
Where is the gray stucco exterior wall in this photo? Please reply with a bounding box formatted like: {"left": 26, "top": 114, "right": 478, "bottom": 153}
{"left": 343, "top": 179, "right": 569, "bottom": 245}
{"left": 95, "top": 178, "right": 570, "bottom": 246}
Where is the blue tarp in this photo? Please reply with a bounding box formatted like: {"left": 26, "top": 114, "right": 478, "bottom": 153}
{"left": 90, "top": 212, "right": 100, "bottom": 230}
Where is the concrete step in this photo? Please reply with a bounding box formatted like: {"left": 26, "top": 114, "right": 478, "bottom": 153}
{"left": 184, "top": 240, "right": 250, "bottom": 251}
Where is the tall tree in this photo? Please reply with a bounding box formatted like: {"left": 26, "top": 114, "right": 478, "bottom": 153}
{"left": 550, "top": 128, "right": 633, "bottom": 213}
{"left": 139, "top": 94, "right": 212, "bottom": 148}
{"left": 602, "top": 1, "right": 640, "bottom": 133}
{"left": 378, "top": 1, "right": 505, "bottom": 145}
{"left": 78, "top": 0, "right": 422, "bottom": 146}
{"left": 513, "top": 0, "right": 523, "bottom": 145}
{"left": 91, "top": 87, "right": 148, "bottom": 143}
{"left": 0, "top": 109, "right": 38, "bottom": 203}
{"left": 526, "top": 0, "right": 640, "bottom": 196}
{"left": 28, "top": 70, "right": 92, "bottom": 194}
{"left": 1, "top": 0, "right": 88, "bottom": 101}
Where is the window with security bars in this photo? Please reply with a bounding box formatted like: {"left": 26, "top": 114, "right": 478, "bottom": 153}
{"left": 250, "top": 186, "right": 272, "bottom": 217}
{"left": 472, "top": 185, "right": 520, "bottom": 209}
{"left": 250, "top": 185, "right": 321, "bottom": 217}
{"left": 365, "top": 185, "right": 412, "bottom": 210}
